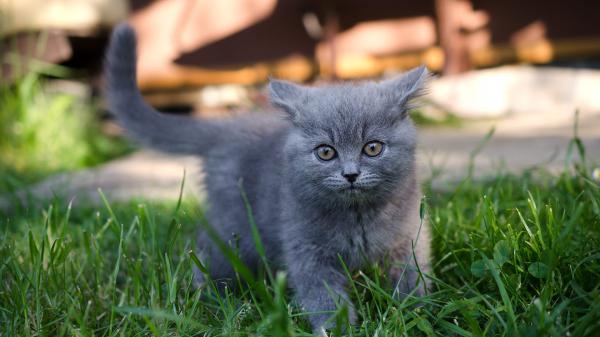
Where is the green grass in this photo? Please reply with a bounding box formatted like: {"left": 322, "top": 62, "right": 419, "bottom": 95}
{"left": 1, "top": 161, "right": 598, "bottom": 336}
{"left": 410, "top": 109, "right": 461, "bottom": 128}
{"left": 0, "top": 69, "right": 130, "bottom": 192}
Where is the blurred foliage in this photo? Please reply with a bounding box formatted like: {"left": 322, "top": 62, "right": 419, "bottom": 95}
{"left": 411, "top": 108, "right": 461, "bottom": 127}
{"left": 0, "top": 69, "right": 130, "bottom": 191}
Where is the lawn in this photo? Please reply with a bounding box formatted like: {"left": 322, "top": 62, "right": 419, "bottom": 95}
{"left": 1, "top": 157, "right": 598, "bottom": 336}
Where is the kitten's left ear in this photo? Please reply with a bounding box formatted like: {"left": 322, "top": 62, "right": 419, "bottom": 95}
{"left": 381, "top": 65, "right": 430, "bottom": 119}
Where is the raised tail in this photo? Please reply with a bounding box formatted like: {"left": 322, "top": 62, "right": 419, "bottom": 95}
{"left": 104, "top": 23, "right": 223, "bottom": 155}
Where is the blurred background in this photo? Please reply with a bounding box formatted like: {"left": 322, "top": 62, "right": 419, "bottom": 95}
{"left": 1, "top": 0, "right": 599, "bottom": 206}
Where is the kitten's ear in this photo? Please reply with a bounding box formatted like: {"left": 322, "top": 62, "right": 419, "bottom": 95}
{"left": 382, "top": 65, "right": 430, "bottom": 119}
{"left": 269, "top": 78, "right": 307, "bottom": 119}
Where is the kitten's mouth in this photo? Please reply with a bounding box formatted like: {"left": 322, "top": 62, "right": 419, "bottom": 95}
{"left": 327, "top": 182, "right": 375, "bottom": 195}
{"left": 347, "top": 184, "right": 361, "bottom": 192}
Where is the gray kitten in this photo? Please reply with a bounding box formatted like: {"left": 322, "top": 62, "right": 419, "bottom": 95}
{"left": 105, "top": 24, "right": 431, "bottom": 333}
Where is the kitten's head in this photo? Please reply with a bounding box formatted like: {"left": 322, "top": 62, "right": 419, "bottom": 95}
{"left": 270, "top": 66, "right": 428, "bottom": 206}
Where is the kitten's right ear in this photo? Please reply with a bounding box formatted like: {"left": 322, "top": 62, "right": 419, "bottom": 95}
{"left": 269, "top": 79, "right": 306, "bottom": 119}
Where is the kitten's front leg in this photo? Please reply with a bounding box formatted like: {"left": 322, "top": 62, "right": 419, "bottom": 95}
{"left": 388, "top": 226, "right": 431, "bottom": 299}
{"left": 285, "top": 250, "right": 355, "bottom": 333}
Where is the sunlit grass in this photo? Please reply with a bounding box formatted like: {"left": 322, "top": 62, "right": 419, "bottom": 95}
{"left": 0, "top": 70, "right": 130, "bottom": 191}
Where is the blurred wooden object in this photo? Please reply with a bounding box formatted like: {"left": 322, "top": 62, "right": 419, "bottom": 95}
{"left": 317, "top": 16, "right": 437, "bottom": 77}
{"left": 129, "top": 0, "right": 280, "bottom": 90}
{"left": 436, "top": 0, "right": 469, "bottom": 74}
{"left": 0, "top": 0, "right": 127, "bottom": 82}
{"left": 472, "top": 38, "right": 600, "bottom": 66}
{"left": 435, "top": 0, "right": 489, "bottom": 75}
{"left": 0, "top": 0, "right": 127, "bottom": 37}
{"left": 3, "top": 0, "right": 600, "bottom": 100}
{"left": 320, "top": 10, "right": 340, "bottom": 79}
{"left": 127, "top": 0, "right": 438, "bottom": 90}
{"left": 138, "top": 54, "right": 314, "bottom": 90}
{"left": 0, "top": 31, "right": 71, "bottom": 82}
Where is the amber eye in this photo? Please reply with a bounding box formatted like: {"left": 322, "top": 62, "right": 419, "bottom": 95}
{"left": 315, "top": 145, "right": 336, "bottom": 161}
{"left": 363, "top": 141, "right": 384, "bottom": 157}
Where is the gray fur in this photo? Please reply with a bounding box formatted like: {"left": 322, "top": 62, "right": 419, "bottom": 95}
{"left": 105, "top": 23, "right": 431, "bottom": 332}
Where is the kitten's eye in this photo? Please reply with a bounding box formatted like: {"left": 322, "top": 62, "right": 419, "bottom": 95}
{"left": 315, "top": 145, "right": 336, "bottom": 161}
{"left": 363, "top": 141, "right": 384, "bottom": 157}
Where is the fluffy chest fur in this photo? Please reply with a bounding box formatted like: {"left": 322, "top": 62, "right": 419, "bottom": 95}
{"left": 280, "top": 175, "right": 420, "bottom": 270}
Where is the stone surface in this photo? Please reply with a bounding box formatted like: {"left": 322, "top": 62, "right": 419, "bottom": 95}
{"left": 0, "top": 151, "right": 204, "bottom": 212}
{"left": 428, "top": 65, "right": 600, "bottom": 119}
{"left": 419, "top": 101, "right": 600, "bottom": 183}
{"left": 419, "top": 127, "right": 599, "bottom": 184}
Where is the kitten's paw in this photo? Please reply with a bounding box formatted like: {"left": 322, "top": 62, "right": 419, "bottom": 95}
{"left": 192, "top": 268, "right": 206, "bottom": 288}
{"left": 315, "top": 325, "right": 351, "bottom": 337}
{"left": 394, "top": 280, "right": 427, "bottom": 299}
{"left": 316, "top": 326, "right": 329, "bottom": 337}
{"left": 310, "top": 307, "right": 356, "bottom": 336}
{"left": 392, "top": 269, "right": 428, "bottom": 300}
{"left": 309, "top": 313, "right": 332, "bottom": 334}
{"left": 348, "top": 306, "right": 357, "bottom": 325}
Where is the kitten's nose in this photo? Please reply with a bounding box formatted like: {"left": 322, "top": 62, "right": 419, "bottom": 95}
{"left": 342, "top": 163, "right": 360, "bottom": 183}
{"left": 343, "top": 172, "right": 359, "bottom": 183}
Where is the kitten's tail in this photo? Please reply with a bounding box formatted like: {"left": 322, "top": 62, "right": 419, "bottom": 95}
{"left": 105, "top": 23, "right": 224, "bottom": 154}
